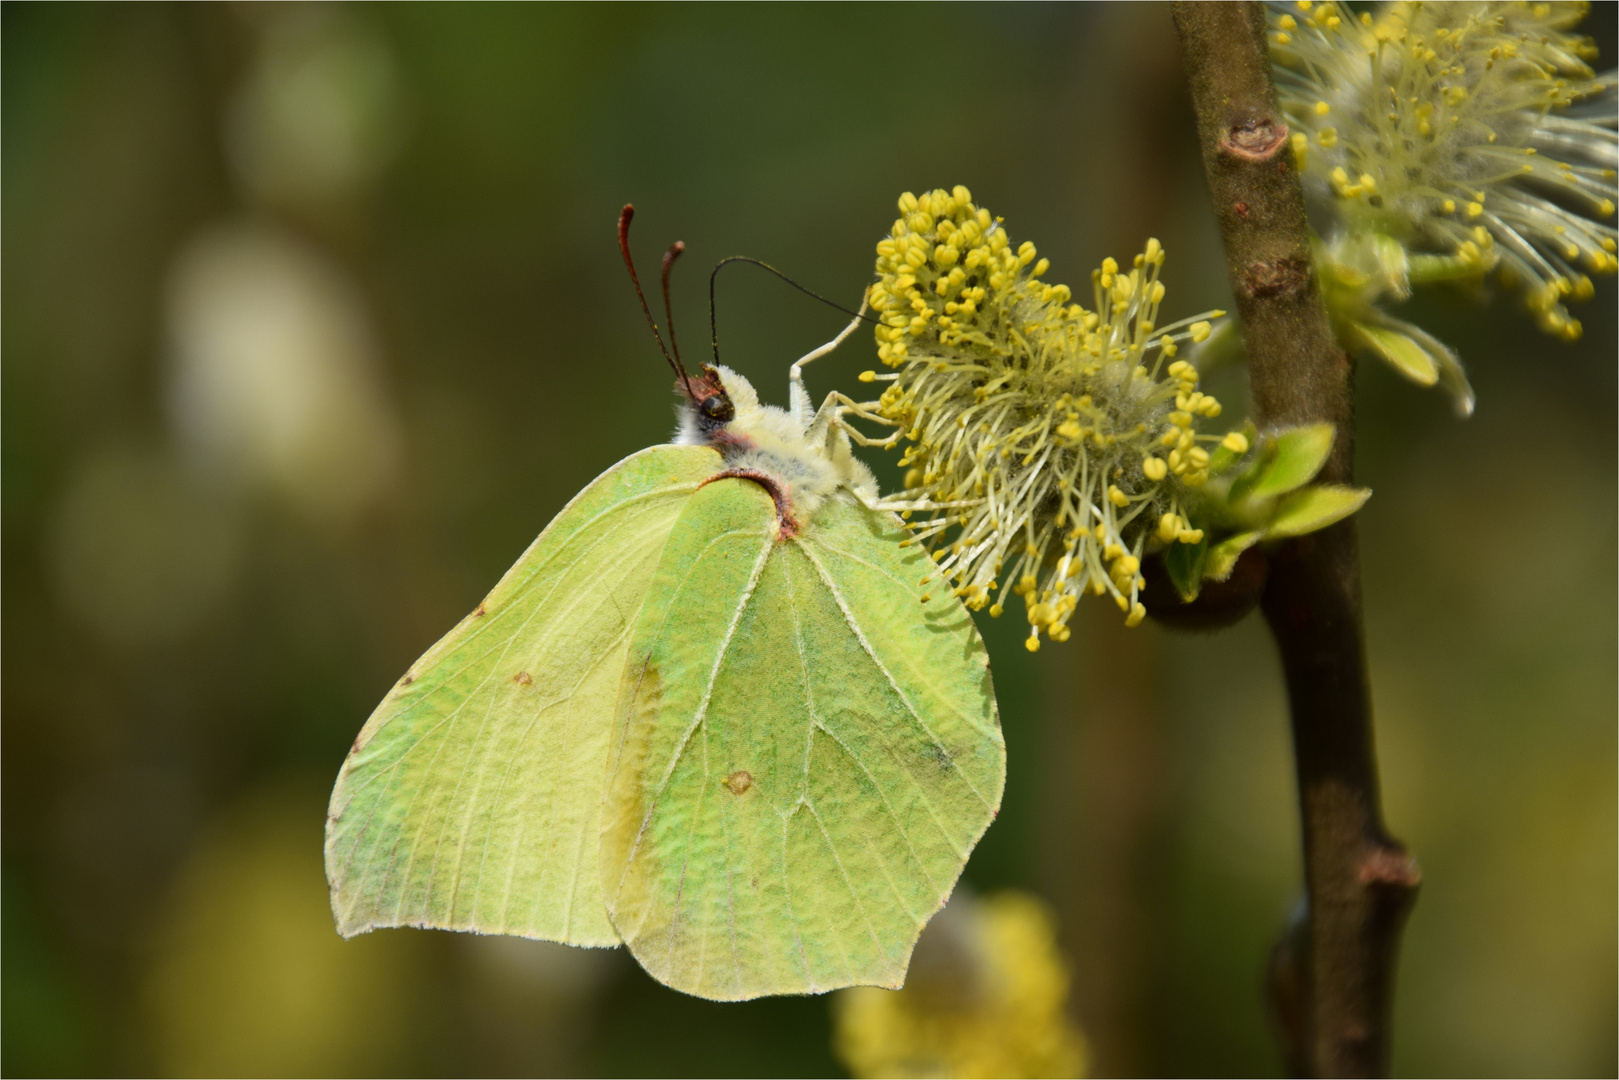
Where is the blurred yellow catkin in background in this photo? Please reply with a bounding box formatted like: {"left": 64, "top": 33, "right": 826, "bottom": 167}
{"left": 834, "top": 889, "right": 1087, "bottom": 1079}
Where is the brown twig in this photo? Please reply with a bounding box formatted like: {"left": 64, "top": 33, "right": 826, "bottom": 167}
{"left": 1170, "top": 4, "right": 1421, "bottom": 1077}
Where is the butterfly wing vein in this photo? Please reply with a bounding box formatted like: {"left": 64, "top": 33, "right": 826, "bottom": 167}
{"left": 600, "top": 482, "right": 1004, "bottom": 1000}
{"left": 325, "top": 445, "right": 720, "bottom": 946}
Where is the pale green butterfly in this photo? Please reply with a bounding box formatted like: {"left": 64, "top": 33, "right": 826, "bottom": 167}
{"left": 324, "top": 206, "right": 1005, "bottom": 1001}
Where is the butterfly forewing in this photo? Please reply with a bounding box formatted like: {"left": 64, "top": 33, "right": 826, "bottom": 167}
{"left": 326, "top": 444, "right": 721, "bottom": 946}
{"left": 600, "top": 480, "right": 1005, "bottom": 999}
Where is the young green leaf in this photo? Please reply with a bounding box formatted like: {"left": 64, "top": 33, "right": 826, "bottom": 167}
{"left": 1353, "top": 321, "right": 1439, "bottom": 386}
{"left": 1245, "top": 423, "right": 1336, "bottom": 500}
{"left": 1265, "top": 484, "right": 1372, "bottom": 539}
{"left": 1204, "top": 530, "right": 1263, "bottom": 582}
{"left": 1226, "top": 435, "right": 1279, "bottom": 504}
{"left": 1162, "top": 536, "right": 1209, "bottom": 602}
{"left": 1207, "top": 420, "right": 1258, "bottom": 478}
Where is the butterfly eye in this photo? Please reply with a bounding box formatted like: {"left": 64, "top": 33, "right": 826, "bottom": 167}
{"left": 701, "top": 395, "right": 733, "bottom": 421}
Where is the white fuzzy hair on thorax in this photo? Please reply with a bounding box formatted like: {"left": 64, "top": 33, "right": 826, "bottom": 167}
{"left": 674, "top": 364, "right": 877, "bottom": 520}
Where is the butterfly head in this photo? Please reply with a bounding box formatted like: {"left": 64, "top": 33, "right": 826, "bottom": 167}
{"left": 676, "top": 363, "right": 765, "bottom": 448}
{"left": 683, "top": 365, "right": 736, "bottom": 435}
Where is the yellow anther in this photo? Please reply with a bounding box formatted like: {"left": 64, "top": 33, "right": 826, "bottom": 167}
{"left": 1107, "top": 485, "right": 1130, "bottom": 508}
{"left": 1189, "top": 321, "right": 1212, "bottom": 343}
{"left": 1142, "top": 456, "right": 1168, "bottom": 481}
{"left": 858, "top": 370, "right": 876, "bottom": 382}
{"left": 1466, "top": 201, "right": 1484, "bottom": 218}
{"left": 1314, "top": 100, "right": 1331, "bottom": 116}
{"left": 1125, "top": 602, "right": 1146, "bottom": 627}
{"left": 1025, "top": 634, "right": 1041, "bottom": 653}
{"left": 1317, "top": 128, "right": 1339, "bottom": 148}
{"left": 1221, "top": 431, "right": 1250, "bottom": 454}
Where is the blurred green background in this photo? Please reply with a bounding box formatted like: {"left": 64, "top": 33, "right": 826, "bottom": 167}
{"left": 4, "top": 3, "right": 1614, "bottom": 1076}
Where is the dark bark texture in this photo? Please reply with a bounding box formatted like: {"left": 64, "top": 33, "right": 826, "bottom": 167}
{"left": 1170, "top": 4, "right": 1421, "bottom": 1077}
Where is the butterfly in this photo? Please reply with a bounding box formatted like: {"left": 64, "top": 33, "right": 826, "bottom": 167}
{"left": 324, "top": 206, "right": 1005, "bottom": 1001}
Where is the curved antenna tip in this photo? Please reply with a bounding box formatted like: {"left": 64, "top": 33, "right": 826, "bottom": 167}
{"left": 617, "top": 205, "right": 692, "bottom": 395}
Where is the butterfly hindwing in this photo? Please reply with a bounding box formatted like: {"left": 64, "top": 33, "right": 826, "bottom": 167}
{"left": 325, "top": 444, "right": 721, "bottom": 946}
{"left": 599, "top": 479, "right": 1004, "bottom": 999}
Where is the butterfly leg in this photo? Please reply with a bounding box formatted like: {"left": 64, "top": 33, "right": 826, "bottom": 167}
{"left": 788, "top": 290, "right": 870, "bottom": 429}
{"left": 809, "top": 391, "right": 901, "bottom": 448}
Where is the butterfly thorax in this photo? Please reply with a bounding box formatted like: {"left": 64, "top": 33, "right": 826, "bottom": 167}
{"left": 675, "top": 364, "right": 876, "bottom": 529}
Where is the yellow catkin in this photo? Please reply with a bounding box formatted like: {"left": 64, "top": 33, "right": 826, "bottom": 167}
{"left": 859, "top": 189, "right": 1232, "bottom": 637}
{"left": 1270, "top": 0, "right": 1617, "bottom": 339}
{"left": 833, "top": 891, "right": 1088, "bottom": 1080}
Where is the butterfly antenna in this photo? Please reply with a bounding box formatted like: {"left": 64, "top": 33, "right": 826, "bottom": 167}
{"left": 617, "top": 205, "right": 692, "bottom": 395}
{"left": 660, "top": 240, "right": 686, "bottom": 369}
{"left": 709, "top": 255, "right": 880, "bottom": 366}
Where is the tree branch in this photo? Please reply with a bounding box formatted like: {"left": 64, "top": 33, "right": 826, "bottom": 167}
{"left": 1170, "top": 4, "right": 1421, "bottom": 1076}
